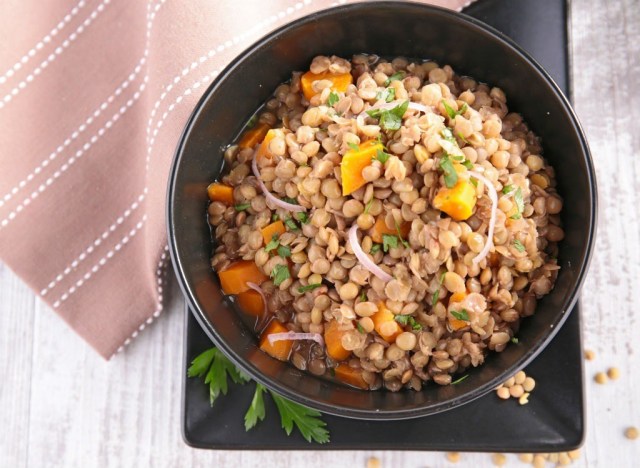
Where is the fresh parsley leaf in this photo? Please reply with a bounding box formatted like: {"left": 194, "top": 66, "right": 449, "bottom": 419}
{"left": 270, "top": 391, "right": 330, "bottom": 444}
{"left": 284, "top": 218, "right": 299, "bottom": 231}
{"left": 188, "top": 348, "right": 249, "bottom": 406}
{"left": 370, "top": 243, "right": 382, "bottom": 254}
{"left": 244, "top": 383, "right": 266, "bottom": 431}
{"left": 357, "top": 323, "right": 365, "bottom": 334}
{"left": 394, "top": 220, "right": 409, "bottom": 247}
{"left": 270, "top": 264, "right": 290, "bottom": 286}
{"left": 376, "top": 87, "right": 396, "bottom": 103}
{"left": 382, "top": 234, "right": 398, "bottom": 252}
{"left": 441, "top": 127, "right": 456, "bottom": 143}
{"left": 411, "top": 320, "right": 422, "bottom": 331}
{"left": 450, "top": 309, "right": 470, "bottom": 321}
{"left": 511, "top": 337, "right": 519, "bottom": 344}
{"left": 360, "top": 290, "right": 367, "bottom": 302}
{"left": 347, "top": 142, "right": 360, "bottom": 152}
{"left": 245, "top": 114, "right": 258, "bottom": 129}
{"left": 282, "top": 196, "right": 298, "bottom": 205}
{"left": 271, "top": 213, "right": 280, "bottom": 222}
{"left": 502, "top": 184, "right": 515, "bottom": 195}
{"left": 295, "top": 211, "right": 310, "bottom": 224}
{"left": 234, "top": 203, "right": 251, "bottom": 212}
{"left": 461, "top": 159, "right": 474, "bottom": 170}
{"left": 394, "top": 315, "right": 422, "bottom": 330}
{"left": 459, "top": 103, "right": 468, "bottom": 114}
{"left": 327, "top": 91, "right": 340, "bottom": 107}
{"left": 374, "top": 149, "right": 390, "bottom": 164}
{"left": 457, "top": 131, "right": 469, "bottom": 144}
{"left": 441, "top": 100, "right": 467, "bottom": 120}
{"left": 439, "top": 154, "right": 458, "bottom": 188}
{"left": 451, "top": 374, "right": 469, "bottom": 385}
{"left": 432, "top": 272, "right": 446, "bottom": 307}
{"left": 511, "top": 187, "right": 524, "bottom": 220}
{"left": 384, "top": 71, "right": 405, "bottom": 86}
{"left": 264, "top": 234, "right": 280, "bottom": 253}
{"left": 364, "top": 198, "right": 374, "bottom": 214}
{"left": 513, "top": 239, "right": 526, "bottom": 252}
{"left": 367, "top": 101, "right": 409, "bottom": 132}
{"left": 298, "top": 283, "right": 322, "bottom": 293}
{"left": 470, "top": 177, "right": 478, "bottom": 187}
{"left": 277, "top": 244, "right": 291, "bottom": 258}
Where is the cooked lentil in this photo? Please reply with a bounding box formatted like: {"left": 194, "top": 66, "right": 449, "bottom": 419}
{"left": 208, "top": 54, "right": 563, "bottom": 391}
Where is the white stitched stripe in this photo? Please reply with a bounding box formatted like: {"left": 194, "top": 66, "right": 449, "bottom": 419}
{"left": 51, "top": 215, "right": 147, "bottom": 308}
{"left": 0, "top": 57, "right": 146, "bottom": 208}
{"left": 0, "top": 0, "right": 112, "bottom": 109}
{"left": 40, "top": 194, "right": 145, "bottom": 296}
{"left": 0, "top": 0, "right": 87, "bottom": 85}
{"left": 0, "top": 78, "right": 147, "bottom": 229}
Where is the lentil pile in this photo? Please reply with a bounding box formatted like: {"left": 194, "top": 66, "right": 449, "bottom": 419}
{"left": 207, "top": 54, "right": 564, "bottom": 391}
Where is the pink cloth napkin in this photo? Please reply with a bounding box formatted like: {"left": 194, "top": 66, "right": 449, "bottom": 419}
{"left": 0, "top": 0, "right": 475, "bottom": 359}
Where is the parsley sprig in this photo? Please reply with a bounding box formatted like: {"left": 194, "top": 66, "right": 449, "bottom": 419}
{"left": 442, "top": 100, "right": 468, "bottom": 119}
{"left": 376, "top": 87, "right": 396, "bottom": 103}
{"left": 327, "top": 91, "right": 340, "bottom": 107}
{"left": 189, "top": 348, "right": 329, "bottom": 443}
{"left": 432, "top": 272, "right": 446, "bottom": 307}
{"left": 270, "top": 264, "right": 290, "bottom": 286}
{"left": 511, "top": 187, "right": 524, "bottom": 219}
{"left": 439, "top": 154, "right": 458, "bottom": 188}
{"left": 450, "top": 309, "right": 470, "bottom": 321}
{"left": 384, "top": 71, "right": 405, "bottom": 86}
{"left": 366, "top": 100, "right": 409, "bottom": 131}
{"left": 394, "top": 314, "right": 422, "bottom": 330}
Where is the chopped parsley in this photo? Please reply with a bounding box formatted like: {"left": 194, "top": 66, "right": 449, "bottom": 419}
{"left": 277, "top": 245, "right": 291, "bottom": 258}
{"left": 360, "top": 290, "right": 367, "bottom": 302}
{"left": 511, "top": 187, "right": 524, "bottom": 220}
{"left": 450, "top": 309, "right": 470, "bottom": 321}
{"left": 245, "top": 114, "right": 258, "bottom": 129}
{"left": 270, "top": 264, "right": 290, "bottom": 286}
{"left": 295, "top": 211, "right": 310, "bottom": 224}
{"left": 327, "top": 91, "right": 340, "bottom": 107}
{"left": 357, "top": 323, "right": 365, "bottom": 334}
{"left": 395, "top": 220, "right": 409, "bottom": 247}
{"left": 376, "top": 87, "right": 396, "bottom": 103}
{"left": 284, "top": 218, "right": 299, "bottom": 231}
{"left": 282, "top": 196, "right": 298, "bottom": 205}
{"left": 394, "top": 314, "right": 422, "bottom": 330}
{"left": 370, "top": 243, "right": 382, "bottom": 254}
{"left": 461, "top": 159, "right": 474, "bottom": 170}
{"left": 457, "top": 131, "right": 469, "bottom": 144}
{"left": 513, "top": 239, "right": 526, "bottom": 252}
{"left": 439, "top": 154, "right": 458, "bottom": 188}
{"left": 264, "top": 234, "right": 280, "bottom": 253}
{"left": 441, "top": 127, "right": 456, "bottom": 143}
{"left": 347, "top": 142, "right": 360, "bottom": 152}
{"left": 271, "top": 213, "right": 280, "bottom": 222}
{"left": 374, "top": 149, "right": 390, "bottom": 164}
{"left": 364, "top": 198, "right": 374, "bottom": 214}
{"left": 451, "top": 374, "right": 469, "bottom": 385}
{"left": 234, "top": 203, "right": 251, "bottom": 212}
{"left": 298, "top": 283, "right": 322, "bottom": 293}
{"left": 502, "top": 184, "right": 515, "bottom": 195}
{"left": 470, "top": 177, "right": 478, "bottom": 187}
{"left": 382, "top": 234, "right": 399, "bottom": 252}
{"left": 511, "top": 337, "right": 519, "bottom": 344}
{"left": 187, "top": 347, "right": 250, "bottom": 406}
{"left": 432, "top": 272, "right": 446, "bottom": 307}
{"left": 366, "top": 100, "right": 409, "bottom": 131}
{"left": 441, "top": 100, "right": 468, "bottom": 119}
{"left": 384, "top": 71, "right": 405, "bottom": 86}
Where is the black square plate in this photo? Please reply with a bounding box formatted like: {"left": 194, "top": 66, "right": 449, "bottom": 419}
{"left": 182, "top": 0, "right": 584, "bottom": 451}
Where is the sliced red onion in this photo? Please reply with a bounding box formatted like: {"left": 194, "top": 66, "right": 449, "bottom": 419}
{"left": 468, "top": 171, "right": 498, "bottom": 265}
{"left": 348, "top": 225, "right": 393, "bottom": 282}
{"left": 267, "top": 332, "right": 324, "bottom": 348}
{"left": 251, "top": 153, "right": 306, "bottom": 213}
{"left": 245, "top": 282, "right": 267, "bottom": 317}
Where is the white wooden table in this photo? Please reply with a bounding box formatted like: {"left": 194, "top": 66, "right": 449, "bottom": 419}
{"left": 1, "top": 0, "right": 639, "bottom": 466}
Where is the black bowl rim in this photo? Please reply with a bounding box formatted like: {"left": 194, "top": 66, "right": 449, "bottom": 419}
{"left": 167, "top": 1, "right": 597, "bottom": 420}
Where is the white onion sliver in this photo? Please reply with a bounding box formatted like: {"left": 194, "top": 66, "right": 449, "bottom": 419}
{"left": 245, "top": 282, "right": 267, "bottom": 317}
{"left": 267, "top": 332, "right": 324, "bottom": 348}
{"left": 251, "top": 153, "right": 306, "bottom": 213}
{"left": 468, "top": 171, "right": 498, "bottom": 265}
{"left": 348, "top": 225, "right": 393, "bottom": 282}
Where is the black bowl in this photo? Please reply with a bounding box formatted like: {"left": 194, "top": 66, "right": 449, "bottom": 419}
{"left": 167, "top": 1, "right": 596, "bottom": 420}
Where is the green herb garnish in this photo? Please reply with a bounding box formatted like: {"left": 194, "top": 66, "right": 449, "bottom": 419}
{"left": 431, "top": 272, "right": 446, "bottom": 307}
{"left": 511, "top": 337, "right": 519, "bottom": 344}
{"left": 244, "top": 383, "right": 266, "bottom": 431}
{"left": 513, "top": 239, "right": 526, "bottom": 252}
{"left": 370, "top": 243, "right": 382, "bottom": 254}
{"left": 376, "top": 87, "right": 396, "bottom": 103}
{"left": 441, "top": 127, "right": 456, "bottom": 143}
{"left": 360, "top": 290, "right": 367, "bottom": 302}
{"left": 457, "top": 131, "right": 469, "bottom": 144}
{"left": 282, "top": 196, "right": 298, "bottom": 205}
{"left": 439, "top": 154, "right": 458, "bottom": 188}
{"left": 451, "top": 374, "right": 469, "bottom": 385}
{"left": 374, "top": 149, "right": 390, "bottom": 164}
{"left": 271, "top": 391, "right": 330, "bottom": 444}
{"left": 270, "top": 264, "right": 290, "bottom": 286}
{"left": 357, "top": 323, "right": 365, "bottom": 334}
{"left": 327, "top": 91, "right": 340, "bottom": 107}
{"left": 277, "top": 244, "right": 291, "bottom": 258}
{"left": 502, "top": 184, "right": 515, "bottom": 195}
{"left": 295, "top": 211, "right": 310, "bottom": 224}
{"left": 187, "top": 347, "right": 250, "bottom": 406}
{"left": 394, "top": 314, "right": 422, "bottom": 330}
{"left": 347, "top": 142, "right": 360, "bottom": 152}
{"left": 461, "top": 159, "right": 474, "bottom": 170}
{"left": 382, "top": 233, "right": 399, "bottom": 252}
{"left": 367, "top": 100, "right": 409, "bottom": 131}
{"left": 394, "top": 220, "right": 409, "bottom": 247}
{"left": 298, "top": 283, "right": 322, "bottom": 293}
{"left": 511, "top": 187, "right": 524, "bottom": 220}
{"left": 470, "top": 177, "right": 478, "bottom": 187}
{"left": 245, "top": 114, "right": 258, "bottom": 129}
{"left": 450, "top": 309, "right": 470, "bottom": 321}
{"left": 284, "top": 218, "right": 299, "bottom": 231}
{"left": 271, "top": 213, "right": 280, "bottom": 222}
{"left": 265, "top": 234, "right": 280, "bottom": 253}
{"left": 364, "top": 198, "right": 374, "bottom": 214}
{"left": 384, "top": 71, "right": 405, "bottom": 86}
{"left": 234, "top": 203, "right": 251, "bottom": 212}
{"left": 441, "top": 100, "right": 467, "bottom": 119}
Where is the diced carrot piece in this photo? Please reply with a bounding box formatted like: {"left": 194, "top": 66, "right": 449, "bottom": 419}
{"left": 207, "top": 183, "right": 234, "bottom": 205}
{"left": 218, "top": 260, "right": 268, "bottom": 294}
{"left": 260, "top": 220, "right": 286, "bottom": 245}
{"left": 334, "top": 364, "right": 368, "bottom": 390}
{"left": 256, "top": 129, "right": 278, "bottom": 162}
{"left": 259, "top": 319, "right": 293, "bottom": 361}
{"left": 340, "top": 140, "right": 383, "bottom": 196}
{"left": 236, "top": 289, "right": 265, "bottom": 317}
{"left": 433, "top": 178, "right": 477, "bottom": 221}
{"left": 371, "top": 303, "right": 402, "bottom": 343}
{"left": 300, "top": 70, "right": 353, "bottom": 100}
{"left": 448, "top": 291, "right": 469, "bottom": 331}
{"left": 239, "top": 122, "right": 271, "bottom": 150}
{"left": 324, "top": 320, "right": 351, "bottom": 361}
{"left": 450, "top": 292, "right": 467, "bottom": 303}
{"left": 369, "top": 216, "right": 410, "bottom": 244}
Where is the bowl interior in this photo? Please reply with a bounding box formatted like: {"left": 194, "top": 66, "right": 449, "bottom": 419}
{"left": 168, "top": 2, "right": 595, "bottom": 419}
